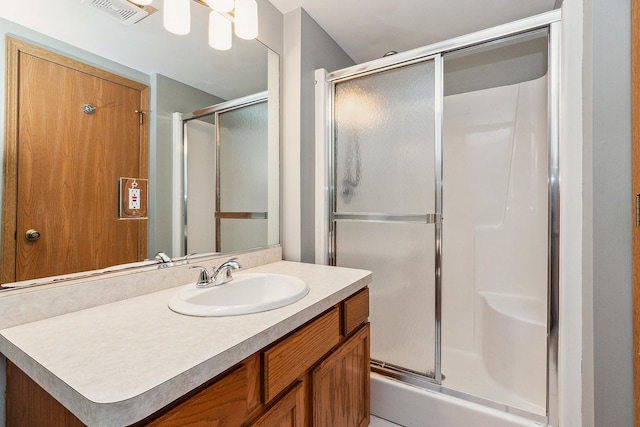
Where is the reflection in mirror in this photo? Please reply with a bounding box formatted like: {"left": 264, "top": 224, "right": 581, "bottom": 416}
{"left": 183, "top": 92, "right": 269, "bottom": 252}
{"left": 1, "top": 38, "right": 150, "bottom": 285}
{"left": 0, "top": 0, "right": 279, "bottom": 289}
{"left": 216, "top": 98, "right": 271, "bottom": 252}
{"left": 179, "top": 90, "right": 278, "bottom": 255}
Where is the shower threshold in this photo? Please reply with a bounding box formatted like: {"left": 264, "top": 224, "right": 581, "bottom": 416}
{"left": 370, "top": 362, "right": 547, "bottom": 425}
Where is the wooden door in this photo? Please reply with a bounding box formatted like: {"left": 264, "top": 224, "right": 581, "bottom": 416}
{"left": 1, "top": 38, "right": 148, "bottom": 283}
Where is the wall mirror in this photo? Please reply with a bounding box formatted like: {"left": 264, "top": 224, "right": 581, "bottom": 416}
{"left": 0, "top": 0, "right": 280, "bottom": 288}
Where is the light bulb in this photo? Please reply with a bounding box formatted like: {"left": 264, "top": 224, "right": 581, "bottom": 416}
{"left": 163, "top": 0, "right": 190, "bottom": 35}
{"left": 206, "top": 0, "right": 234, "bottom": 13}
{"left": 209, "top": 11, "right": 232, "bottom": 50}
{"left": 234, "top": 0, "right": 258, "bottom": 40}
{"left": 129, "top": 0, "right": 153, "bottom": 5}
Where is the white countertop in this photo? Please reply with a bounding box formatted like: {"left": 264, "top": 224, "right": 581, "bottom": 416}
{"left": 0, "top": 261, "right": 371, "bottom": 426}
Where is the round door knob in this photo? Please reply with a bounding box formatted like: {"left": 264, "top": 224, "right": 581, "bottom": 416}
{"left": 25, "top": 229, "right": 41, "bottom": 241}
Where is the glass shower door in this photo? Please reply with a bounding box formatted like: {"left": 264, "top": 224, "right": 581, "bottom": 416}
{"left": 331, "top": 57, "right": 440, "bottom": 378}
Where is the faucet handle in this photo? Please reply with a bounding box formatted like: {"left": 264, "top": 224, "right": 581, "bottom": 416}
{"left": 212, "top": 258, "right": 242, "bottom": 285}
{"left": 190, "top": 266, "right": 213, "bottom": 287}
{"left": 217, "top": 257, "right": 241, "bottom": 271}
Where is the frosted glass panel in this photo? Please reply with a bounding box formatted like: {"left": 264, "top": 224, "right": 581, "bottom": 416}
{"left": 334, "top": 60, "right": 435, "bottom": 214}
{"left": 186, "top": 119, "right": 216, "bottom": 254}
{"left": 219, "top": 218, "right": 267, "bottom": 253}
{"left": 336, "top": 221, "right": 436, "bottom": 375}
{"left": 219, "top": 101, "right": 268, "bottom": 212}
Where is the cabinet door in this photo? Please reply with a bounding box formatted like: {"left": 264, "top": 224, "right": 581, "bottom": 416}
{"left": 250, "top": 381, "right": 306, "bottom": 427}
{"left": 311, "top": 324, "right": 370, "bottom": 427}
{"left": 144, "top": 364, "right": 248, "bottom": 426}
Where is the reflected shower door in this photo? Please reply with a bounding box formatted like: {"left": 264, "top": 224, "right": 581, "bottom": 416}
{"left": 332, "top": 58, "right": 439, "bottom": 377}
{"left": 185, "top": 119, "right": 217, "bottom": 254}
{"left": 217, "top": 100, "right": 268, "bottom": 252}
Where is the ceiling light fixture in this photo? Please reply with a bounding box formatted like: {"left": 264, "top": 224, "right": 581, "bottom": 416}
{"left": 206, "top": 0, "right": 234, "bottom": 13}
{"left": 130, "top": 0, "right": 258, "bottom": 50}
{"left": 233, "top": 0, "right": 258, "bottom": 40}
{"left": 209, "top": 10, "right": 232, "bottom": 50}
{"left": 163, "top": 0, "right": 191, "bottom": 35}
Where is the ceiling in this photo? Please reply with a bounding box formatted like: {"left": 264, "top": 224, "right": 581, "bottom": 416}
{"left": 0, "top": 0, "right": 559, "bottom": 95}
{"left": 268, "top": 0, "right": 558, "bottom": 63}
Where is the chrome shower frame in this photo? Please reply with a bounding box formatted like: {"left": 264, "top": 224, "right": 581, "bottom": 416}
{"left": 316, "top": 9, "right": 561, "bottom": 425}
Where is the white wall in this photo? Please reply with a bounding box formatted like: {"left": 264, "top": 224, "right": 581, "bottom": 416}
{"left": 282, "top": 8, "right": 355, "bottom": 262}
{"left": 581, "top": 0, "right": 633, "bottom": 426}
{"left": 558, "top": 0, "right": 587, "bottom": 425}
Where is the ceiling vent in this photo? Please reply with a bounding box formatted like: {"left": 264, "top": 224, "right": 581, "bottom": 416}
{"left": 81, "top": 0, "right": 150, "bottom": 25}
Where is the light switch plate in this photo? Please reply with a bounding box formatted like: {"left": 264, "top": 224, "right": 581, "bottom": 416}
{"left": 118, "top": 177, "right": 148, "bottom": 219}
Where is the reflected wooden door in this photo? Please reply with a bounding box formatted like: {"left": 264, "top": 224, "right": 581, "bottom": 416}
{"left": 1, "top": 38, "right": 148, "bottom": 283}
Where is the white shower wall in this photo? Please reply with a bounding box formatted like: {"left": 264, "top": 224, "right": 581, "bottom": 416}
{"left": 441, "top": 75, "right": 548, "bottom": 412}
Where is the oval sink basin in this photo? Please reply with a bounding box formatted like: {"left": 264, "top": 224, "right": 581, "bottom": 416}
{"left": 169, "top": 273, "right": 309, "bottom": 317}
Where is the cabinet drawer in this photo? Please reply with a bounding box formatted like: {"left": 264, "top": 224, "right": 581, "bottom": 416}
{"left": 342, "top": 287, "right": 369, "bottom": 336}
{"left": 263, "top": 307, "right": 340, "bottom": 402}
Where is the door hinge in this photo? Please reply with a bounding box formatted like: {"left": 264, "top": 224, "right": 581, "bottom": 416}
{"left": 636, "top": 193, "right": 640, "bottom": 226}
{"left": 134, "top": 110, "right": 146, "bottom": 125}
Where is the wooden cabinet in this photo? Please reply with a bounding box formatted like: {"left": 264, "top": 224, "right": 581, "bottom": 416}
{"left": 6, "top": 361, "right": 85, "bottom": 427}
{"left": 143, "top": 363, "right": 251, "bottom": 427}
{"left": 5, "top": 288, "right": 370, "bottom": 427}
{"left": 312, "top": 324, "right": 370, "bottom": 427}
{"left": 263, "top": 307, "right": 340, "bottom": 402}
{"left": 250, "top": 381, "right": 306, "bottom": 427}
{"left": 342, "top": 288, "right": 369, "bottom": 336}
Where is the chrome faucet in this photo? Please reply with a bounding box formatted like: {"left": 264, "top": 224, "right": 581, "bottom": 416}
{"left": 213, "top": 258, "right": 242, "bottom": 285}
{"left": 154, "top": 251, "right": 172, "bottom": 268}
{"left": 190, "top": 265, "right": 214, "bottom": 287}
{"left": 190, "top": 258, "right": 242, "bottom": 288}
{"left": 178, "top": 253, "right": 197, "bottom": 264}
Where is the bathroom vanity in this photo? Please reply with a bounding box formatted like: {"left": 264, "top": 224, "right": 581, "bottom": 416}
{"left": 0, "top": 258, "right": 371, "bottom": 426}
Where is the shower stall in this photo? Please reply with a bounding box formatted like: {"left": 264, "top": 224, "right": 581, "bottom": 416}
{"left": 315, "top": 11, "right": 560, "bottom": 427}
